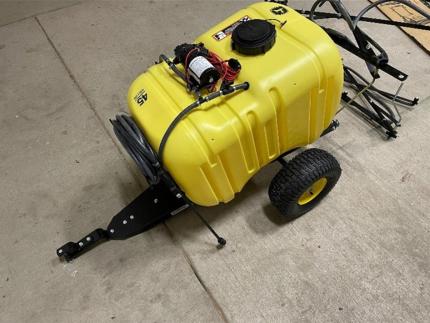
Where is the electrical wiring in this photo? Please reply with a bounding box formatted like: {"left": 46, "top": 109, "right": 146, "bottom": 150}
{"left": 206, "top": 51, "right": 241, "bottom": 91}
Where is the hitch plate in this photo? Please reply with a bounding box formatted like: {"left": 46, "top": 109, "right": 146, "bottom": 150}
{"left": 57, "top": 182, "right": 188, "bottom": 261}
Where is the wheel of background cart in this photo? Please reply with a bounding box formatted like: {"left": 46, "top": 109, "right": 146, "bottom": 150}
{"left": 268, "top": 148, "right": 342, "bottom": 218}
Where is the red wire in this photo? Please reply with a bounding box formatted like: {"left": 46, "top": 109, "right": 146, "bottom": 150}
{"left": 207, "top": 51, "right": 240, "bottom": 91}
{"left": 184, "top": 48, "right": 240, "bottom": 91}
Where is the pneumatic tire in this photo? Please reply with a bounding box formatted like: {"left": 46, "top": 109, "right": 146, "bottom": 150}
{"left": 268, "top": 148, "right": 341, "bottom": 218}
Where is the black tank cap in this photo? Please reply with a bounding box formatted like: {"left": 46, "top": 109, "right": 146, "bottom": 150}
{"left": 232, "top": 19, "right": 276, "bottom": 55}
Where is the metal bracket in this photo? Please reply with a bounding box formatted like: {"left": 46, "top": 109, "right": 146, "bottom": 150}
{"left": 322, "top": 27, "right": 408, "bottom": 81}
{"left": 341, "top": 91, "right": 399, "bottom": 138}
{"left": 57, "top": 182, "right": 188, "bottom": 261}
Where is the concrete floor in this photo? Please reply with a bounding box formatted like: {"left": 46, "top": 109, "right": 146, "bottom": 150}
{"left": 1, "top": 0, "right": 429, "bottom": 322}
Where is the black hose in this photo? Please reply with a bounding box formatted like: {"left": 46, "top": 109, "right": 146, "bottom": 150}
{"left": 159, "top": 54, "right": 187, "bottom": 83}
{"left": 110, "top": 114, "right": 160, "bottom": 185}
{"left": 310, "top": 0, "right": 389, "bottom": 77}
{"left": 158, "top": 82, "right": 250, "bottom": 164}
{"left": 111, "top": 82, "right": 249, "bottom": 185}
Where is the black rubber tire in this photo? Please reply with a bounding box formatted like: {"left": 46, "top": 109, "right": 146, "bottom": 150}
{"left": 268, "top": 148, "right": 341, "bottom": 218}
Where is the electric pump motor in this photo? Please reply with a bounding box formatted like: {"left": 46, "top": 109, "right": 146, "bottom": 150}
{"left": 174, "top": 43, "right": 220, "bottom": 88}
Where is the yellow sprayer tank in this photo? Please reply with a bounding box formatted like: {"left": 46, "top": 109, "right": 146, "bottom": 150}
{"left": 127, "top": 2, "right": 343, "bottom": 207}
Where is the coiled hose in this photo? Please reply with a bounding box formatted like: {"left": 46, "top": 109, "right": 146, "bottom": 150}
{"left": 111, "top": 82, "right": 249, "bottom": 186}
{"left": 110, "top": 115, "right": 160, "bottom": 185}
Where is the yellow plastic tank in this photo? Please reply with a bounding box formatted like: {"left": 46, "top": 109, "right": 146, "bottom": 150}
{"left": 128, "top": 2, "right": 343, "bottom": 206}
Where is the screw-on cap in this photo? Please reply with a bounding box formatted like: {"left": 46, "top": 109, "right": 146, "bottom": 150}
{"left": 232, "top": 19, "right": 276, "bottom": 55}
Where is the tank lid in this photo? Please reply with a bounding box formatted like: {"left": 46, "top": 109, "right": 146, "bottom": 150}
{"left": 232, "top": 19, "right": 276, "bottom": 55}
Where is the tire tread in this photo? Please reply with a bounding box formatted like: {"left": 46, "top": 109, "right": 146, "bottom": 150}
{"left": 269, "top": 148, "right": 341, "bottom": 217}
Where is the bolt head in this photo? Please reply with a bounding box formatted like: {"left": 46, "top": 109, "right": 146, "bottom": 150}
{"left": 176, "top": 193, "right": 182, "bottom": 198}
{"left": 86, "top": 237, "right": 91, "bottom": 241}
{"left": 123, "top": 220, "right": 127, "bottom": 225}
{"left": 58, "top": 249, "right": 63, "bottom": 254}
{"left": 78, "top": 242, "right": 84, "bottom": 247}
{"left": 130, "top": 215, "right": 134, "bottom": 220}
{"left": 153, "top": 198, "right": 158, "bottom": 204}
{"left": 110, "top": 229, "right": 115, "bottom": 234}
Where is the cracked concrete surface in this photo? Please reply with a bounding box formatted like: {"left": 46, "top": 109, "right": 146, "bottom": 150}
{"left": 0, "top": 1, "right": 429, "bottom": 322}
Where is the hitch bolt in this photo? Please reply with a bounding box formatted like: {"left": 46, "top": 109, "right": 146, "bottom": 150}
{"left": 123, "top": 220, "right": 127, "bottom": 225}
{"left": 130, "top": 215, "right": 134, "bottom": 220}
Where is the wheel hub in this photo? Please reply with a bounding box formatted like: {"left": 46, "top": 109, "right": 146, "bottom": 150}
{"left": 298, "top": 177, "right": 328, "bottom": 205}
